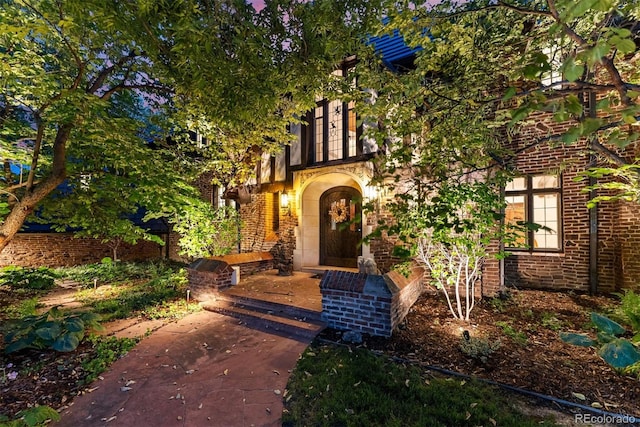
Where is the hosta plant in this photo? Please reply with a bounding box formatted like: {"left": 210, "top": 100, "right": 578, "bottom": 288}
{"left": 561, "top": 312, "right": 640, "bottom": 370}
{"left": 4, "top": 307, "right": 103, "bottom": 354}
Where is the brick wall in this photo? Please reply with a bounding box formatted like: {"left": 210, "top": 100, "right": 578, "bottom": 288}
{"left": 498, "top": 107, "right": 640, "bottom": 293}
{"left": 239, "top": 189, "right": 298, "bottom": 266}
{"left": 319, "top": 267, "right": 424, "bottom": 337}
{"left": 0, "top": 233, "right": 164, "bottom": 267}
{"left": 502, "top": 113, "right": 592, "bottom": 292}
{"left": 187, "top": 258, "right": 234, "bottom": 301}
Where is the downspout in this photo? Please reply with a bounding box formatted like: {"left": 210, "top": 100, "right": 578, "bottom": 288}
{"left": 588, "top": 91, "right": 598, "bottom": 295}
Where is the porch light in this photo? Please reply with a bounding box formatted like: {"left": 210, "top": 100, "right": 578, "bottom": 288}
{"left": 280, "top": 192, "right": 290, "bottom": 210}
{"left": 280, "top": 192, "right": 291, "bottom": 215}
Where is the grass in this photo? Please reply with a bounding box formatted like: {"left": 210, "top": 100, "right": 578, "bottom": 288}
{"left": 72, "top": 262, "right": 200, "bottom": 322}
{"left": 283, "top": 342, "right": 560, "bottom": 427}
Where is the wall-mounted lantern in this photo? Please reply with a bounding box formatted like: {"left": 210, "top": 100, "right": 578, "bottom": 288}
{"left": 280, "top": 192, "right": 290, "bottom": 215}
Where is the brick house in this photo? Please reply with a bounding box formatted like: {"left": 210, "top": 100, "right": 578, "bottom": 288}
{"left": 221, "top": 34, "right": 640, "bottom": 296}
{"left": 4, "top": 33, "right": 638, "bottom": 297}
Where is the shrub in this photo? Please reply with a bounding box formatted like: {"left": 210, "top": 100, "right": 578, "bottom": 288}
{"left": 4, "top": 307, "right": 103, "bottom": 354}
{"left": 0, "top": 266, "right": 57, "bottom": 290}
{"left": 459, "top": 332, "right": 501, "bottom": 364}
{"left": 613, "top": 289, "right": 640, "bottom": 338}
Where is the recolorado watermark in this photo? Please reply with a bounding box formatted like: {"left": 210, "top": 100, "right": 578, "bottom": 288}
{"left": 575, "top": 413, "right": 637, "bottom": 425}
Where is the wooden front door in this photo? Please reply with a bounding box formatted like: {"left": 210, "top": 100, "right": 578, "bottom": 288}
{"left": 320, "top": 186, "right": 362, "bottom": 268}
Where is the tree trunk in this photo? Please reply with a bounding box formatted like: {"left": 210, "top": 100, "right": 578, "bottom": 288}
{"left": 0, "top": 124, "right": 70, "bottom": 253}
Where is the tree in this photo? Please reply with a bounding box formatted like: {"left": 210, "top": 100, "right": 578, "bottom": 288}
{"left": 0, "top": 0, "right": 382, "bottom": 254}
{"left": 353, "top": 0, "right": 639, "bottom": 316}
{"left": 0, "top": 0, "right": 194, "bottom": 252}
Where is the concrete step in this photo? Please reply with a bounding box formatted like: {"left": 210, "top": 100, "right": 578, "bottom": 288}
{"left": 201, "top": 295, "right": 325, "bottom": 341}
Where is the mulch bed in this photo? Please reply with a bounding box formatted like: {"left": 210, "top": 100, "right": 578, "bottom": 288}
{"left": 320, "top": 288, "right": 640, "bottom": 417}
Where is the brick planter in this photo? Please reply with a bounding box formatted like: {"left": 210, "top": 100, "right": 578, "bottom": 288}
{"left": 187, "top": 259, "right": 234, "bottom": 301}
{"left": 319, "top": 267, "right": 424, "bottom": 337}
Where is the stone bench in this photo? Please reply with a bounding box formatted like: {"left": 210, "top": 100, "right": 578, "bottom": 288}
{"left": 187, "top": 252, "right": 274, "bottom": 301}
{"left": 212, "top": 251, "right": 274, "bottom": 278}
{"left": 319, "top": 266, "right": 424, "bottom": 337}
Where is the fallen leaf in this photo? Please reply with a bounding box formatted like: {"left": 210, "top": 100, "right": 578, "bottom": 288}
{"left": 345, "top": 409, "right": 354, "bottom": 415}
{"left": 266, "top": 408, "right": 271, "bottom": 414}
{"left": 106, "top": 416, "right": 117, "bottom": 422}
{"left": 304, "top": 371, "right": 312, "bottom": 377}
{"left": 185, "top": 370, "right": 194, "bottom": 375}
{"left": 489, "top": 417, "right": 497, "bottom": 426}
{"left": 125, "top": 380, "right": 136, "bottom": 386}
{"left": 465, "top": 411, "right": 471, "bottom": 420}
{"left": 591, "top": 402, "right": 603, "bottom": 408}
{"left": 198, "top": 403, "right": 203, "bottom": 409}
{"left": 274, "top": 389, "right": 281, "bottom": 395}
{"left": 353, "top": 381, "right": 361, "bottom": 387}
{"left": 326, "top": 384, "right": 330, "bottom": 392}
{"left": 470, "top": 403, "right": 478, "bottom": 409}
{"left": 273, "top": 370, "right": 280, "bottom": 375}
{"left": 460, "top": 380, "right": 466, "bottom": 386}
{"left": 572, "top": 392, "right": 586, "bottom": 401}
{"left": 223, "top": 369, "right": 229, "bottom": 375}
{"left": 120, "top": 387, "right": 132, "bottom": 392}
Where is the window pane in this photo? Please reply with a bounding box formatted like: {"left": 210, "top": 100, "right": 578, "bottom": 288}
{"left": 328, "top": 100, "right": 343, "bottom": 161}
{"left": 315, "top": 105, "right": 324, "bottom": 162}
{"left": 532, "top": 193, "right": 560, "bottom": 249}
{"left": 505, "top": 195, "right": 526, "bottom": 247}
{"left": 532, "top": 174, "right": 558, "bottom": 189}
{"left": 348, "top": 101, "right": 357, "bottom": 157}
{"left": 505, "top": 177, "right": 526, "bottom": 191}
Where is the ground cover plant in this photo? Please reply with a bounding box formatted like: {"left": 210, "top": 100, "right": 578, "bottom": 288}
{"left": 0, "top": 261, "right": 197, "bottom": 421}
{"left": 283, "top": 342, "right": 559, "bottom": 426}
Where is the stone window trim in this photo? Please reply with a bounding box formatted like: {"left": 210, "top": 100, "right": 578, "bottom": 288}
{"left": 504, "top": 172, "right": 564, "bottom": 253}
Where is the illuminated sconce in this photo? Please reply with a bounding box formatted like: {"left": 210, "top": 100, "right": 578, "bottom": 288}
{"left": 364, "top": 185, "right": 380, "bottom": 211}
{"left": 280, "top": 192, "right": 290, "bottom": 215}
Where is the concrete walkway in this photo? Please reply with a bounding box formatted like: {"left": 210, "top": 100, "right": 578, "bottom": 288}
{"left": 55, "top": 271, "right": 325, "bottom": 427}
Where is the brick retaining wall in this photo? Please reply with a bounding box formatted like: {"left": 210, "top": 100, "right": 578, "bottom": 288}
{"left": 0, "top": 233, "right": 164, "bottom": 267}
{"left": 320, "top": 267, "right": 424, "bottom": 337}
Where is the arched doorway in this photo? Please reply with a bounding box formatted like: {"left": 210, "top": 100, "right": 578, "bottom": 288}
{"left": 319, "top": 186, "right": 362, "bottom": 268}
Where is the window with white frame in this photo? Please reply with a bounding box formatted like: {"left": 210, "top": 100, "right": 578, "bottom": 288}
{"left": 504, "top": 174, "right": 562, "bottom": 251}
{"left": 541, "top": 45, "right": 563, "bottom": 87}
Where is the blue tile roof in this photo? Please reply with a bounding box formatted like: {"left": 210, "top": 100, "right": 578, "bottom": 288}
{"left": 368, "top": 22, "right": 422, "bottom": 71}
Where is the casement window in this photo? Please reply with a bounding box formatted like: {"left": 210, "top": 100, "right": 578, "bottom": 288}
{"left": 309, "top": 65, "right": 361, "bottom": 164}
{"left": 504, "top": 174, "right": 562, "bottom": 251}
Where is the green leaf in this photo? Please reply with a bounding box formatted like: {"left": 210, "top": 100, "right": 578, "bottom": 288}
{"left": 561, "top": 127, "right": 581, "bottom": 144}
{"left": 18, "top": 405, "right": 61, "bottom": 426}
{"left": 52, "top": 333, "right": 81, "bottom": 352}
{"left": 560, "top": 332, "right": 595, "bottom": 347}
{"left": 614, "top": 38, "right": 636, "bottom": 55}
{"left": 598, "top": 339, "right": 640, "bottom": 369}
{"left": 64, "top": 317, "right": 85, "bottom": 332}
{"left": 591, "top": 313, "right": 626, "bottom": 336}
{"left": 35, "top": 322, "right": 62, "bottom": 341}
{"left": 502, "top": 87, "right": 516, "bottom": 101}
{"left": 562, "top": 57, "right": 584, "bottom": 82}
